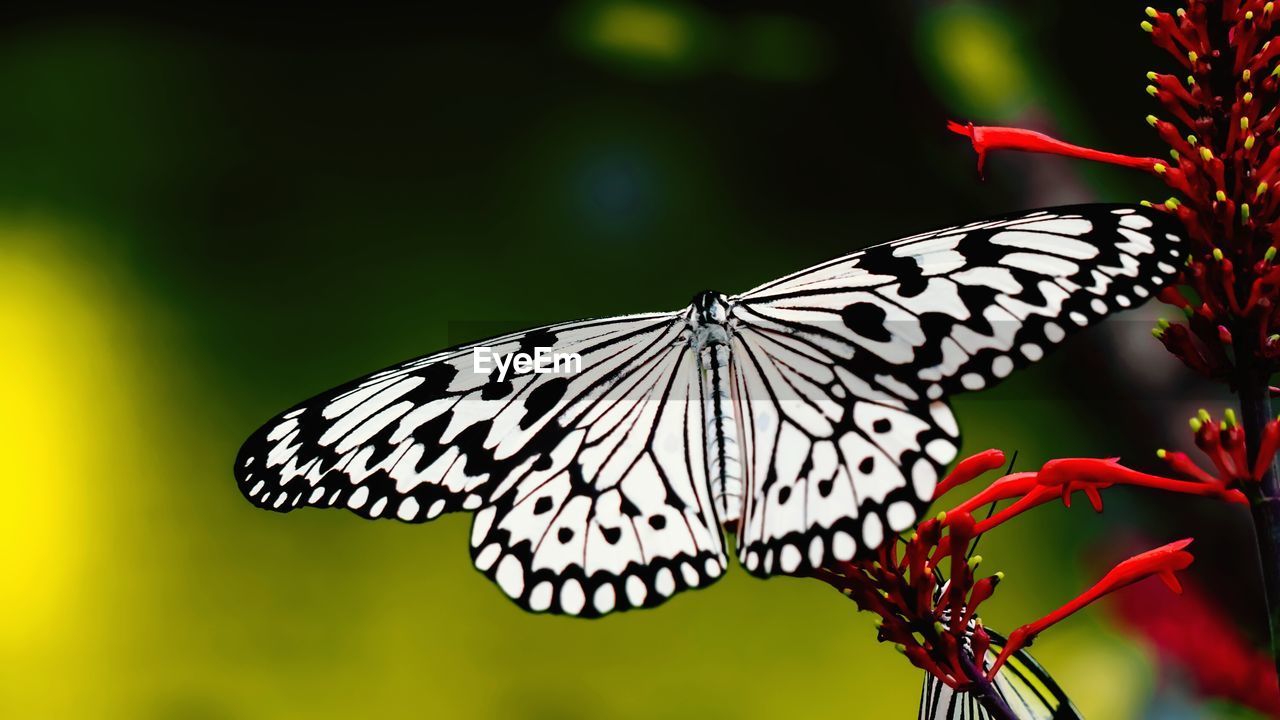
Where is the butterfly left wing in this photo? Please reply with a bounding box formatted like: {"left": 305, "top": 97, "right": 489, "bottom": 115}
{"left": 236, "top": 310, "right": 728, "bottom": 617}
{"left": 919, "top": 630, "right": 1082, "bottom": 720}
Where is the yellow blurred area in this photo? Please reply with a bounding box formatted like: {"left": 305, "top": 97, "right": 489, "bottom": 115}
{"left": 0, "top": 222, "right": 143, "bottom": 715}
{"left": 917, "top": 3, "right": 1032, "bottom": 118}
{"left": 565, "top": 0, "right": 714, "bottom": 75}
{"left": 591, "top": 1, "right": 691, "bottom": 61}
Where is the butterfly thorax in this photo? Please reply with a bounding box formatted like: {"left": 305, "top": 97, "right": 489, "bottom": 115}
{"left": 688, "top": 291, "right": 743, "bottom": 524}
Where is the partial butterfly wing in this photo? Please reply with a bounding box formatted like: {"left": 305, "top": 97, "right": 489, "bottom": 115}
{"left": 918, "top": 630, "right": 1082, "bottom": 720}
{"left": 728, "top": 328, "right": 958, "bottom": 574}
{"left": 730, "top": 204, "right": 1184, "bottom": 574}
{"left": 235, "top": 312, "right": 728, "bottom": 616}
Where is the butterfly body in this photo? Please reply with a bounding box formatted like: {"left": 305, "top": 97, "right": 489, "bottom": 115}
{"left": 687, "top": 290, "right": 744, "bottom": 523}
{"left": 236, "top": 204, "right": 1184, "bottom": 617}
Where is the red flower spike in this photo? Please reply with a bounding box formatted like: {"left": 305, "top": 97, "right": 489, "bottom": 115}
{"left": 1186, "top": 408, "right": 1262, "bottom": 486}
{"left": 813, "top": 447, "right": 1235, "bottom": 706}
{"left": 989, "top": 540, "right": 1195, "bottom": 679}
{"left": 946, "top": 122, "right": 1160, "bottom": 177}
{"left": 948, "top": 2, "right": 1280, "bottom": 411}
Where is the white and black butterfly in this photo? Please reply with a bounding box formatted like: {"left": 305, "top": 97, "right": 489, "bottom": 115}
{"left": 235, "top": 204, "right": 1183, "bottom": 617}
{"left": 918, "top": 629, "right": 1082, "bottom": 720}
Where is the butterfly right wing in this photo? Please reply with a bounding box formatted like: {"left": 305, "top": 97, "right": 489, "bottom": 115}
{"left": 919, "top": 630, "right": 1082, "bottom": 720}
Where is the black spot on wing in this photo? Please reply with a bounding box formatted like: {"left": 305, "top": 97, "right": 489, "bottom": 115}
{"left": 840, "top": 301, "right": 893, "bottom": 343}
{"left": 418, "top": 360, "right": 459, "bottom": 395}
{"left": 481, "top": 380, "right": 513, "bottom": 400}
{"left": 520, "top": 376, "right": 570, "bottom": 430}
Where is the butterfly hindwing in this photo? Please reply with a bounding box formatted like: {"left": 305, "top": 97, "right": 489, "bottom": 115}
{"left": 729, "top": 323, "right": 960, "bottom": 575}
{"left": 919, "top": 630, "right": 1082, "bottom": 720}
{"left": 469, "top": 340, "right": 727, "bottom": 616}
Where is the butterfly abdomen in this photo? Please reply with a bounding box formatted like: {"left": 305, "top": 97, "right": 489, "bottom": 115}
{"left": 700, "top": 338, "right": 743, "bottom": 523}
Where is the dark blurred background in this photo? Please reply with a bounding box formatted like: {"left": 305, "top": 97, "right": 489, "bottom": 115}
{"left": 0, "top": 2, "right": 1268, "bottom": 718}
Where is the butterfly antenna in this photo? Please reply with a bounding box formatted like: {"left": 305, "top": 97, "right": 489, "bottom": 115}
{"left": 965, "top": 450, "right": 1017, "bottom": 561}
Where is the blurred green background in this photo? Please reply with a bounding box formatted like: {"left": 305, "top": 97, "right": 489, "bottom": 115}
{"left": 0, "top": 2, "right": 1268, "bottom": 718}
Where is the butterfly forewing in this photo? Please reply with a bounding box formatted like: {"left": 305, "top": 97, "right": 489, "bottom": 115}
{"left": 734, "top": 205, "right": 1184, "bottom": 398}
{"left": 237, "top": 313, "right": 680, "bottom": 520}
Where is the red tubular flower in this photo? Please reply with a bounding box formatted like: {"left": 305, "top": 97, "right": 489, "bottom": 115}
{"left": 990, "top": 539, "right": 1195, "bottom": 678}
{"left": 946, "top": 121, "right": 1160, "bottom": 177}
{"left": 933, "top": 448, "right": 1009, "bottom": 498}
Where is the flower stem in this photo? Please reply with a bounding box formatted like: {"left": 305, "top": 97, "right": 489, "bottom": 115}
{"left": 958, "top": 649, "right": 1017, "bottom": 720}
{"left": 1234, "top": 329, "right": 1280, "bottom": 682}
